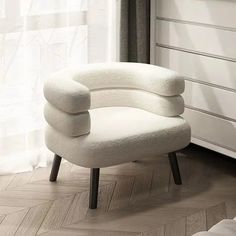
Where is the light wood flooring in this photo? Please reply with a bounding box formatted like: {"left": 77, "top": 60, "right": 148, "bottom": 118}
{"left": 0, "top": 144, "right": 235, "bottom": 236}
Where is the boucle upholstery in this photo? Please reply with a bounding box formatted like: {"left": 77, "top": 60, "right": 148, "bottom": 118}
{"left": 193, "top": 217, "right": 236, "bottom": 236}
{"left": 45, "top": 107, "right": 190, "bottom": 168}
{"left": 75, "top": 63, "right": 184, "bottom": 95}
{"left": 44, "top": 63, "right": 184, "bottom": 115}
{"left": 44, "top": 62, "right": 190, "bottom": 168}
{"left": 44, "top": 103, "right": 90, "bottom": 137}
{"left": 91, "top": 89, "right": 184, "bottom": 117}
{"left": 44, "top": 76, "right": 90, "bottom": 114}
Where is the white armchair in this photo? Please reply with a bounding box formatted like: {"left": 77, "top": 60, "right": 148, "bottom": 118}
{"left": 44, "top": 63, "right": 191, "bottom": 209}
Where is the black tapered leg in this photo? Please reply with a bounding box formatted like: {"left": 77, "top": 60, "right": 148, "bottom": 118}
{"left": 89, "top": 168, "right": 100, "bottom": 209}
{"left": 168, "top": 152, "right": 182, "bottom": 185}
{"left": 50, "top": 154, "right": 62, "bottom": 182}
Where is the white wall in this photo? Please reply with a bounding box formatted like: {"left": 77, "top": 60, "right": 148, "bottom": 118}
{"left": 151, "top": 0, "right": 236, "bottom": 158}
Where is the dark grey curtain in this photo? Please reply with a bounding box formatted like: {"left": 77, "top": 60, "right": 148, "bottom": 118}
{"left": 120, "top": 0, "right": 150, "bottom": 63}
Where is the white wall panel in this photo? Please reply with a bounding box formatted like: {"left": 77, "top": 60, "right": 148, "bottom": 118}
{"left": 156, "top": 0, "right": 236, "bottom": 29}
{"left": 184, "top": 81, "right": 236, "bottom": 120}
{"left": 151, "top": 0, "right": 236, "bottom": 158}
{"left": 156, "top": 47, "right": 236, "bottom": 91}
{"left": 156, "top": 20, "right": 236, "bottom": 59}
{"left": 183, "top": 108, "right": 236, "bottom": 152}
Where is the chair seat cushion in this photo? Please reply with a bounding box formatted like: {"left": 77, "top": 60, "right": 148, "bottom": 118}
{"left": 45, "top": 107, "right": 190, "bottom": 168}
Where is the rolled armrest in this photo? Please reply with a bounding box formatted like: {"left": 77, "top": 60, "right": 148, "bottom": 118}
{"left": 44, "top": 103, "right": 90, "bottom": 137}
{"left": 44, "top": 71, "right": 90, "bottom": 114}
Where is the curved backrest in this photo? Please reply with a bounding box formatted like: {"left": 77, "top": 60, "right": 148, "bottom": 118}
{"left": 44, "top": 63, "right": 185, "bottom": 136}
{"left": 73, "top": 63, "right": 184, "bottom": 97}
{"left": 90, "top": 89, "right": 184, "bottom": 117}
{"left": 47, "top": 63, "right": 185, "bottom": 116}
{"left": 74, "top": 63, "right": 185, "bottom": 116}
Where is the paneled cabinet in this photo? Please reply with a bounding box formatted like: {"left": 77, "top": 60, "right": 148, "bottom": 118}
{"left": 150, "top": 0, "right": 236, "bottom": 158}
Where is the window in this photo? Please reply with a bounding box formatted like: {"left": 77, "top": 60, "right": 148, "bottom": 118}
{"left": 0, "top": 0, "right": 118, "bottom": 174}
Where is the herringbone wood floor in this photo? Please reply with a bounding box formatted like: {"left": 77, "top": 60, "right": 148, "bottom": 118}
{"left": 0, "top": 144, "right": 236, "bottom": 236}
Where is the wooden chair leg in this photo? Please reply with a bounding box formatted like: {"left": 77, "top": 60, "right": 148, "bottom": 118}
{"left": 89, "top": 168, "right": 100, "bottom": 209}
{"left": 168, "top": 152, "right": 182, "bottom": 185}
{"left": 50, "top": 154, "right": 62, "bottom": 182}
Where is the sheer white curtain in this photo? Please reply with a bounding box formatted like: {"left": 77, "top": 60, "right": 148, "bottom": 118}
{"left": 0, "top": 0, "right": 119, "bottom": 174}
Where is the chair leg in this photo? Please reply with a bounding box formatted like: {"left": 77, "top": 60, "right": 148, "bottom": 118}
{"left": 50, "top": 154, "right": 62, "bottom": 182}
{"left": 168, "top": 152, "right": 182, "bottom": 185}
{"left": 89, "top": 168, "right": 100, "bottom": 209}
